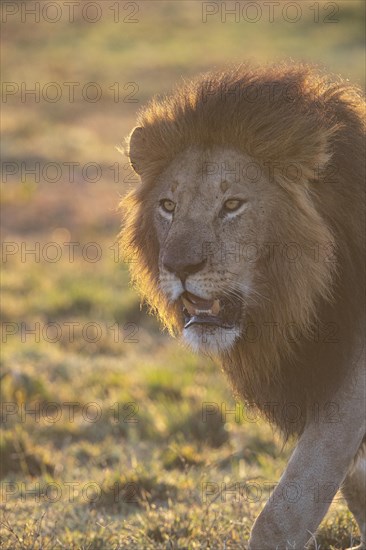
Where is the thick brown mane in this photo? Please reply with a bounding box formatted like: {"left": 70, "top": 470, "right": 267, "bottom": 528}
{"left": 120, "top": 64, "right": 365, "bottom": 437}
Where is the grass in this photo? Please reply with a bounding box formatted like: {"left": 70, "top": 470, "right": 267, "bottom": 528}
{"left": 1, "top": 1, "right": 364, "bottom": 547}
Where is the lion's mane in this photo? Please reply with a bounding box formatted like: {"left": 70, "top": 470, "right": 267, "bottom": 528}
{"left": 120, "top": 64, "right": 365, "bottom": 437}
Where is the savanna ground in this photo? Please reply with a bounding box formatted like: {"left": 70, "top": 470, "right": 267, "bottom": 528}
{"left": 1, "top": 1, "right": 365, "bottom": 548}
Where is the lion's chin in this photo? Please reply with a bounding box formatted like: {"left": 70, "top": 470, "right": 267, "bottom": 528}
{"left": 182, "top": 324, "right": 241, "bottom": 355}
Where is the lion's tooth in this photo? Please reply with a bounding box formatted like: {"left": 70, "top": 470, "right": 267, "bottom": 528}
{"left": 182, "top": 296, "right": 221, "bottom": 317}
{"left": 211, "top": 299, "right": 220, "bottom": 315}
{"left": 182, "top": 297, "right": 196, "bottom": 316}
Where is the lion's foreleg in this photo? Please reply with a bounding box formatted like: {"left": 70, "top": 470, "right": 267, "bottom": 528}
{"left": 248, "top": 367, "right": 366, "bottom": 550}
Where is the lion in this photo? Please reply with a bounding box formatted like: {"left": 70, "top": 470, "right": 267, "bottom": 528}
{"left": 119, "top": 64, "right": 365, "bottom": 549}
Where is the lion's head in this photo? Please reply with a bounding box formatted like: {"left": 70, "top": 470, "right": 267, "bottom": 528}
{"left": 120, "top": 64, "right": 364, "bottom": 435}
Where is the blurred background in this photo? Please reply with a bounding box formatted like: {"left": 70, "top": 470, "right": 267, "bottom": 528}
{"left": 1, "top": 1, "right": 365, "bottom": 548}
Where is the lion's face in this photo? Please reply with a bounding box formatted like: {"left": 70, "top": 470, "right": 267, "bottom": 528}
{"left": 150, "top": 146, "right": 277, "bottom": 353}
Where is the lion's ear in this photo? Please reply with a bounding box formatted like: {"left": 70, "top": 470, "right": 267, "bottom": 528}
{"left": 128, "top": 126, "right": 145, "bottom": 175}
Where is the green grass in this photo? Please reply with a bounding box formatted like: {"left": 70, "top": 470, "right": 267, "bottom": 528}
{"left": 1, "top": 1, "right": 364, "bottom": 547}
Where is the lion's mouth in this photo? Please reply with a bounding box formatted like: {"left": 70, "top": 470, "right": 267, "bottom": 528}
{"left": 181, "top": 291, "right": 239, "bottom": 329}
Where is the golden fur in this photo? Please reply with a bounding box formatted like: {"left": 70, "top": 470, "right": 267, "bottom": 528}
{"left": 120, "top": 64, "right": 365, "bottom": 437}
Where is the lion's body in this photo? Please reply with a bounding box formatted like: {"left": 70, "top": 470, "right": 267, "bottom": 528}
{"left": 120, "top": 65, "right": 365, "bottom": 549}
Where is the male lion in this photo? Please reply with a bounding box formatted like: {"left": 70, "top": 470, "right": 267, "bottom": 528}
{"left": 120, "top": 64, "right": 365, "bottom": 549}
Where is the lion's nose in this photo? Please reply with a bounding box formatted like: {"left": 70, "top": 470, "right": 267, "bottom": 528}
{"left": 163, "top": 258, "right": 207, "bottom": 284}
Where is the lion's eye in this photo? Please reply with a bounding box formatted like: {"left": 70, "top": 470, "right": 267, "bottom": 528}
{"left": 223, "top": 199, "right": 245, "bottom": 212}
{"left": 160, "top": 199, "right": 176, "bottom": 214}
